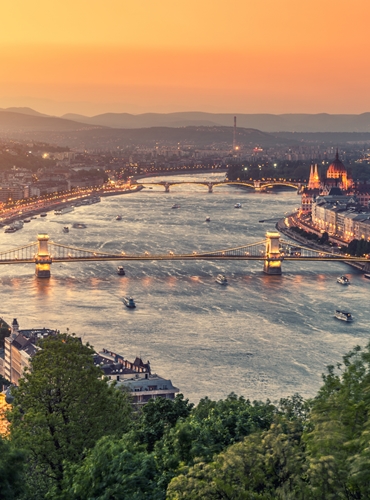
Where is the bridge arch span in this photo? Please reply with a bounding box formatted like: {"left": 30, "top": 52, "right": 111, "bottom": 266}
{"left": 261, "top": 182, "right": 300, "bottom": 190}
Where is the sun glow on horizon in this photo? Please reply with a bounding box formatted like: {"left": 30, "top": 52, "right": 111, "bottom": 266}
{"left": 1, "top": 0, "right": 370, "bottom": 115}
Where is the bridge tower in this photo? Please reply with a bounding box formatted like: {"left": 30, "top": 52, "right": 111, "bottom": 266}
{"left": 254, "top": 180, "right": 261, "bottom": 190}
{"left": 264, "top": 231, "right": 282, "bottom": 275}
{"left": 208, "top": 182, "right": 213, "bottom": 193}
{"left": 164, "top": 183, "right": 170, "bottom": 193}
{"left": 35, "top": 234, "right": 52, "bottom": 278}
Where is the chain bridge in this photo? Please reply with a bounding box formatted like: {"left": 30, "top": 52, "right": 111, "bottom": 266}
{"left": 0, "top": 233, "right": 369, "bottom": 278}
{"left": 137, "top": 179, "right": 303, "bottom": 193}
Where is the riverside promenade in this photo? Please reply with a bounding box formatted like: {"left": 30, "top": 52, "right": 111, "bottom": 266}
{"left": 277, "top": 215, "right": 366, "bottom": 272}
{"left": 0, "top": 184, "right": 143, "bottom": 227}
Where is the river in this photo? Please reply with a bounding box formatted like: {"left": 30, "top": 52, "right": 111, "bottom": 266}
{"left": 1, "top": 173, "right": 369, "bottom": 404}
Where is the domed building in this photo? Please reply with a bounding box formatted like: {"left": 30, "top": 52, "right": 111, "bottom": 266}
{"left": 325, "top": 150, "right": 352, "bottom": 191}
{"left": 301, "top": 151, "right": 353, "bottom": 213}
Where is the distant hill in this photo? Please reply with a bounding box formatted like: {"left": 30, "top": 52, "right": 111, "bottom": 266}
{"left": 3, "top": 125, "right": 293, "bottom": 150}
{"left": 0, "top": 110, "right": 106, "bottom": 133}
{"left": 0, "top": 107, "right": 49, "bottom": 117}
{"left": 2, "top": 108, "right": 370, "bottom": 149}
{"left": 62, "top": 111, "right": 370, "bottom": 133}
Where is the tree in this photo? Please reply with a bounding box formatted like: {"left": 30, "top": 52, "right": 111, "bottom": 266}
{"left": 166, "top": 418, "right": 306, "bottom": 500}
{"left": 135, "top": 394, "right": 193, "bottom": 452}
{"left": 0, "top": 435, "right": 26, "bottom": 499}
{"left": 8, "top": 333, "right": 132, "bottom": 498}
{"left": 63, "top": 435, "right": 159, "bottom": 500}
{"left": 304, "top": 343, "right": 370, "bottom": 499}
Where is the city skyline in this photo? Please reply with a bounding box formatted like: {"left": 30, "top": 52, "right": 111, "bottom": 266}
{"left": 1, "top": 0, "right": 370, "bottom": 116}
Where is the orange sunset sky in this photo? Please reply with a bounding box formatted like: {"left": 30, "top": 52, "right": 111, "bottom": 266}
{"left": 1, "top": 0, "right": 369, "bottom": 116}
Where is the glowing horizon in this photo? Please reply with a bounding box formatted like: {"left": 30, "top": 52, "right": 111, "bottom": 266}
{"left": 1, "top": 0, "right": 369, "bottom": 116}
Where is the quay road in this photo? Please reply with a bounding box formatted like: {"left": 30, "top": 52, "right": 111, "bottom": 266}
{"left": 277, "top": 214, "right": 368, "bottom": 272}
{"left": 0, "top": 183, "right": 143, "bottom": 227}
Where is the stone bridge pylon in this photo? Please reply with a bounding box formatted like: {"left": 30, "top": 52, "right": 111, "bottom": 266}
{"left": 264, "top": 231, "right": 282, "bottom": 275}
{"left": 35, "top": 234, "right": 52, "bottom": 278}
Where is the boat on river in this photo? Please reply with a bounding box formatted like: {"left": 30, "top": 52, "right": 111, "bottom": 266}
{"left": 205, "top": 216, "right": 211, "bottom": 222}
{"left": 337, "top": 275, "right": 350, "bottom": 285}
{"left": 40, "top": 212, "right": 47, "bottom": 217}
{"left": 116, "top": 215, "right": 122, "bottom": 220}
{"left": 123, "top": 296, "right": 136, "bottom": 308}
{"left": 54, "top": 206, "right": 74, "bottom": 215}
{"left": 172, "top": 204, "right": 180, "bottom": 209}
{"left": 335, "top": 310, "right": 353, "bottom": 322}
{"left": 234, "top": 203, "right": 242, "bottom": 208}
{"left": 63, "top": 226, "right": 69, "bottom": 233}
{"left": 72, "top": 223, "right": 87, "bottom": 229}
{"left": 364, "top": 274, "right": 370, "bottom": 280}
{"left": 215, "top": 274, "right": 228, "bottom": 285}
{"left": 117, "top": 266, "right": 125, "bottom": 275}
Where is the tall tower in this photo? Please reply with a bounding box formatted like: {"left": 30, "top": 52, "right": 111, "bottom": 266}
{"left": 308, "top": 164, "right": 320, "bottom": 189}
{"left": 233, "top": 116, "right": 237, "bottom": 151}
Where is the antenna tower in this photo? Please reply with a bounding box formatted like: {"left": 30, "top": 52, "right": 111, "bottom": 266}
{"left": 233, "top": 116, "right": 237, "bottom": 151}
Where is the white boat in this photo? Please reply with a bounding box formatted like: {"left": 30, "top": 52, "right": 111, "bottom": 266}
{"left": 205, "top": 216, "right": 211, "bottom": 222}
{"left": 13, "top": 220, "right": 24, "bottom": 230}
{"left": 54, "top": 206, "right": 74, "bottom": 215}
{"left": 63, "top": 226, "right": 69, "bottom": 233}
{"left": 364, "top": 274, "right": 370, "bottom": 280}
{"left": 40, "top": 212, "right": 47, "bottom": 217}
{"left": 117, "top": 266, "right": 125, "bottom": 275}
{"left": 116, "top": 215, "right": 122, "bottom": 221}
{"left": 335, "top": 310, "right": 353, "bottom": 322}
{"left": 234, "top": 203, "right": 242, "bottom": 208}
{"left": 215, "top": 274, "right": 228, "bottom": 285}
{"left": 72, "top": 223, "right": 87, "bottom": 229}
{"left": 123, "top": 296, "right": 136, "bottom": 308}
{"left": 337, "top": 275, "right": 350, "bottom": 285}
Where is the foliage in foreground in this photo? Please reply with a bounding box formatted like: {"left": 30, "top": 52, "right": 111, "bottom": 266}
{"left": 8, "top": 333, "right": 132, "bottom": 499}
{"left": 4, "top": 335, "right": 370, "bottom": 499}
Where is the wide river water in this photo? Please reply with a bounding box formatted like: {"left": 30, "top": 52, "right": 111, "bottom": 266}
{"left": 1, "top": 173, "right": 369, "bottom": 404}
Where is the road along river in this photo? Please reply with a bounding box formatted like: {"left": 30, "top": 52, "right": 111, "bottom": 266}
{"left": 0, "top": 173, "right": 369, "bottom": 403}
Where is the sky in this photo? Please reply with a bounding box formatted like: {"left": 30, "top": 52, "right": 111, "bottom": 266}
{"left": 0, "top": 0, "right": 369, "bottom": 116}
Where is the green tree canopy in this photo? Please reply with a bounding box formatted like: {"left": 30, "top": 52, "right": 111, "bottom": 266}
{"left": 0, "top": 435, "right": 26, "bottom": 500}
{"left": 8, "top": 333, "right": 132, "bottom": 498}
{"left": 63, "top": 435, "right": 159, "bottom": 500}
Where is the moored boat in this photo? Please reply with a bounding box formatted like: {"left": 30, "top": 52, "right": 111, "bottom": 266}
{"left": 54, "top": 206, "right": 74, "bottom": 215}
{"left": 364, "top": 274, "right": 370, "bottom": 280}
{"left": 40, "top": 213, "right": 47, "bottom": 217}
{"left": 215, "top": 274, "right": 228, "bottom": 285}
{"left": 123, "top": 296, "right": 136, "bottom": 308}
{"left": 335, "top": 310, "right": 353, "bottom": 322}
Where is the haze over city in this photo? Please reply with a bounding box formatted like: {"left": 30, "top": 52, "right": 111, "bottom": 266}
{"left": 1, "top": 0, "right": 369, "bottom": 117}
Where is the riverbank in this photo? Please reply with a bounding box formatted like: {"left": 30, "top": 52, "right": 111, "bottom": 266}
{"left": 277, "top": 216, "right": 367, "bottom": 273}
{"left": 0, "top": 184, "right": 143, "bottom": 227}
